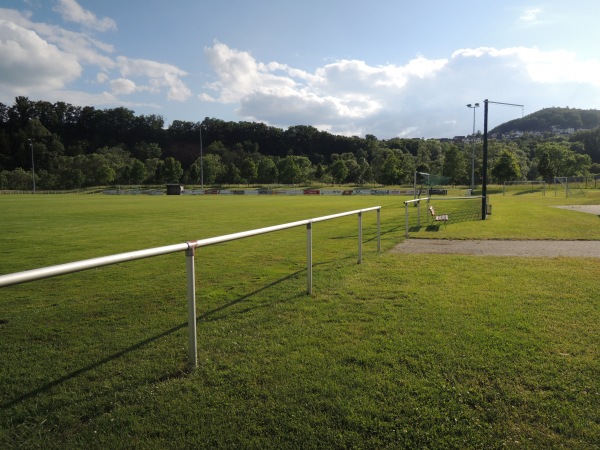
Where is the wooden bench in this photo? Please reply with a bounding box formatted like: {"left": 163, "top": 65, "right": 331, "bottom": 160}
{"left": 429, "top": 206, "right": 448, "bottom": 223}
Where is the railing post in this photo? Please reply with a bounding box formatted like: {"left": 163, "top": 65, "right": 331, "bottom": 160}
{"left": 358, "top": 211, "right": 363, "bottom": 264}
{"left": 306, "top": 222, "right": 313, "bottom": 295}
{"left": 405, "top": 202, "right": 409, "bottom": 238}
{"left": 377, "top": 208, "right": 381, "bottom": 252}
{"left": 186, "top": 243, "right": 198, "bottom": 368}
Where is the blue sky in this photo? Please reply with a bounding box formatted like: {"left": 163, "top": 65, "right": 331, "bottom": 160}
{"left": 2, "top": 0, "right": 600, "bottom": 139}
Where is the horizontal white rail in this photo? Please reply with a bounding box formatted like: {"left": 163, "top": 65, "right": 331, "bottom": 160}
{"left": 0, "top": 243, "right": 190, "bottom": 287}
{"left": 1, "top": 206, "right": 381, "bottom": 368}
{"left": 0, "top": 207, "right": 380, "bottom": 288}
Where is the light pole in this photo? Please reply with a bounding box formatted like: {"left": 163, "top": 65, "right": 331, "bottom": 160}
{"left": 199, "top": 125, "right": 204, "bottom": 191}
{"left": 482, "top": 99, "right": 524, "bottom": 220}
{"left": 28, "top": 139, "right": 36, "bottom": 193}
{"left": 466, "top": 103, "right": 479, "bottom": 191}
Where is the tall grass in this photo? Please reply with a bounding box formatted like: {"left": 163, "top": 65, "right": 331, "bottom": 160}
{"left": 1, "top": 192, "right": 599, "bottom": 448}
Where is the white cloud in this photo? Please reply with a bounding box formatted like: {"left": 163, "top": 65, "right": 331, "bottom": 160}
{"left": 96, "top": 72, "right": 109, "bottom": 83}
{"left": 452, "top": 46, "right": 600, "bottom": 86}
{"left": 0, "top": 7, "right": 115, "bottom": 69}
{"left": 0, "top": 18, "right": 81, "bottom": 93}
{"left": 117, "top": 56, "right": 192, "bottom": 101}
{"left": 201, "top": 42, "right": 600, "bottom": 138}
{"left": 0, "top": 7, "right": 192, "bottom": 107}
{"left": 201, "top": 42, "right": 450, "bottom": 135}
{"left": 204, "top": 41, "right": 297, "bottom": 103}
{"left": 110, "top": 78, "right": 137, "bottom": 95}
{"left": 519, "top": 8, "right": 542, "bottom": 23}
{"left": 53, "top": 0, "right": 117, "bottom": 32}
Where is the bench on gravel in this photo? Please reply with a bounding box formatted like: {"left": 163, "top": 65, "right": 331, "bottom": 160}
{"left": 429, "top": 206, "right": 448, "bottom": 224}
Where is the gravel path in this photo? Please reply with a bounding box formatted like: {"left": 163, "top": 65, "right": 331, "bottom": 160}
{"left": 552, "top": 205, "right": 600, "bottom": 215}
{"left": 392, "top": 205, "right": 600, "bottom": 257}
{"left": 392, "top": 239, "right": 600, "bottom": 257}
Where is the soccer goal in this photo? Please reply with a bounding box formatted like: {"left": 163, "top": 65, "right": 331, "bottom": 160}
{"left": 554, "top": 177, "right": 586, "bottom": 198}
{"left": 413, "top": 171, "right": 451, "bottom": 199}
{"left": 503, "top": 180, "right": 546, "bottom": 196}
{"left": 403, "top": 196, "right": 484, "bottom": 237}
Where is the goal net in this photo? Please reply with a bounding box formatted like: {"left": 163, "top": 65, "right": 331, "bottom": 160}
{"left": 413, "top": 171, "right": 451, "bottom": 199}
{"left": 503, "top": 181, "right": 546, "bottom": 196}
{"left": 554, "top": 177, "right": 586, "bottom": 198}
{"left": 403, "top": 196, "right": 483, "bottom": 237}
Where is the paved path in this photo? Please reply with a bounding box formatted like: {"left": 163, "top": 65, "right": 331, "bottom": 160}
{"left": 393, "top": 205, "right": 600, "bottom": 257}
{"left": 392, "top": 239, "right": 600, "bottom": 257}
{"left": 552, "top": 205, "right": 600, "bottom": 215}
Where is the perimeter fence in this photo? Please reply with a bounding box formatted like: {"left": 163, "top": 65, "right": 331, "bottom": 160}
{"left": 0, "top": 207, "right": 381, "bottom": 368}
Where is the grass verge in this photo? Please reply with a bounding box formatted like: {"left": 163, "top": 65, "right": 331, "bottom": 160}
{"left": 0, "top": 192, "right": 598, "bottom": 448}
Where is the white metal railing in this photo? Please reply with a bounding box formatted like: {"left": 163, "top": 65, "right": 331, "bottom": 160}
{"left": 0, "top": 207, "right": 381, "bottom": 367}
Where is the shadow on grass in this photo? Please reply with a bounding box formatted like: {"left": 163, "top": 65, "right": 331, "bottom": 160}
{"left": 514, "top": 190, "right": 544, "bottom": 195}
{"left": 1, "top": 268, "right": 310, "bottom": 410}
{"left": 329, "top": 223, "right": 405, "bottom": 243}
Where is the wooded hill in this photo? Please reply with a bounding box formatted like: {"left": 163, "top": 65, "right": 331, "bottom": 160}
{"left": 491, "top": 107, "right": 600, "bottom": 134}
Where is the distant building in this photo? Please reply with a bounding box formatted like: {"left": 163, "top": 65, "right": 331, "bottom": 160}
{"left": 551, "top": 126, "right": 575, "bottom": 135}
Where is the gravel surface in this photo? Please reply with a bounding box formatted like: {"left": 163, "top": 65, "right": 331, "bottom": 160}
{"left": 392, "top": 205, "right": 600, "bottom": 257}
{"left": 552, "top": 205, "right": 600, "bottom": 215}
{"left": 392, "top": 239, "right": 600, "bottom": 257}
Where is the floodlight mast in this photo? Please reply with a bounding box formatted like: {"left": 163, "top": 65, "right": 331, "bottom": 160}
{"left": 29, "top": 139, "right": 35, "bottom": 194}
{"left": 466, "top": 103, "right": 480, "bottom": 190}
{"left": 199, "top": 125, "right": 204, "bottom": 191}
{"left": 482, "top": 99, "right": 524, "bottom": 220}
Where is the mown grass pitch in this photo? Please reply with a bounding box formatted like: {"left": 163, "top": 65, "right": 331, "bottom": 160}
{"left": 1, "top": 192, "right": 599, "bottom": 448}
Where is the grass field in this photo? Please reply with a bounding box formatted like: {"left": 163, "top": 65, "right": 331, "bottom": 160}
{"left": 1, "top": 192, "right": 599, "bottom": 449}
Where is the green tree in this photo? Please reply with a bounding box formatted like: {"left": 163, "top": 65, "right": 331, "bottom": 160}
{"left": 256, "top": 156, "right": 278, "bottom": 184}
{"left": 314, "top": 163, "right": 325, "bottom": 182}
{"left": 134, "top": 142, "right": 162, "bottom": 160}
{"left": 186, "top": 162, "right": 201, "bottom": 184}
{"left": 200, "top": 154, "right": 225, "bottom": 185}
{"left": 329, "top": 159, "right": 349, "bottom": 184}
{"left": 78, "top": 153, "right": 115, "bottom": 186}
{"left": 339, "top": 153, "right": 361, "bottom": 183}
{"left": 358, "top": 157, "right": 372, "bottom": 184}
{"left": 278, "top": 156, "right": 302, "bottom": 185}
{"left": 162, "top": 157, "right": 183, "bottom": 183}
{"left": 240, "top": 157, "right": 258, "bottom": 186}
{"left": 536, "top": 142, "right": 591, "bottom": 180}
{"left": 491, "top": 150, "right": 522, "bottom": 182}
{"left": 379, "top": 153, "right": 403, "bottom": 185}
{"left": 287, "top": 156, "right": 313, "bottom": 183}
{"left": 442, "top": 145, "right": 467, "bottom": 184}
{"left": 128, "top": 159, "right": 148, "bottom": 185}
{"left": 57, "top": 165, "right": 85, "bottom": 189}
{"left": 222, "top": 163, "right": 241, "bottom": 184}
{"left": 144, "top": 158, "right": 163, "bottom": 184}
{"left": 4, "top": 168, "right": 33, "bottom": 190}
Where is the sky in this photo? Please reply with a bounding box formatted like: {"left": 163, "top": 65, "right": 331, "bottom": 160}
{"left": 2, "top": 0, "right": 600, "bottom": 139}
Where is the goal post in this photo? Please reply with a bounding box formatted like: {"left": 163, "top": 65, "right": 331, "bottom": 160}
{"left": 554, "top": 177, "right": 586, "bottom": 198}
{"left": 413, "top": 171, "right": 451, "bottom": 199}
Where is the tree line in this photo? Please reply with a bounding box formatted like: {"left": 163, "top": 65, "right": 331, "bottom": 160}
{"left": 1, "top": 97, "right": 598, "bottom": 190}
